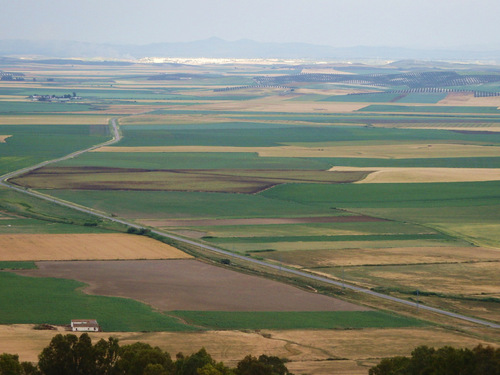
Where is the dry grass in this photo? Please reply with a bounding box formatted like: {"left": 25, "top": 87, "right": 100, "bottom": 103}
{"left": 0, "top": 233, "right": 192, "bottom": 261}
{"left": 264, "top": 246, "right": 500, "bottom": 268}
{"left": 300, "top": 68, "right": 355, "bottom": 75}
{"left": 185, "top": 96, "right": 367, "bottom": 113}
{"left": 329, "top": 167, "right": 500, "bottom": 183}
{"left": 94, "top": 143, "right": 500, "bottom": 159}
{"left": 0, "top": 116, "right": 110, "bottom": 125}
{"left": 0, "top": 135, "right": 11, "bottom": 143}
{"left": 374, "top": 124, "right": 500, "bottom": 132}
{"left": 438, "top": 92, "right": 500, "bottom": 107}
{"left": 0, "top": 325, "right": 496, "bottom": 373}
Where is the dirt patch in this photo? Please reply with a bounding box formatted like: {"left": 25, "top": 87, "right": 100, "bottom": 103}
{"left": 0, "top": 234, "right": 192, "bottom": 261}
{"left": 329, "top": 167, "right": 500, "bottom": 183}
{"left": 139, "top": 215, "right": 386, "bottom": 227}
{"left": 16, "top": 259, "right": 369, "bottom": 312}
{"left": 0, "top": 135, "right": 11, "bottom": 143}
{"left": 94, "top": 143, "right": 500, "bottom": 159}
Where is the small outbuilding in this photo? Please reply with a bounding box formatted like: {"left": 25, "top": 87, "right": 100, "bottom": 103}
{"left": 71, "top": 319, "right": 100, "bottom": 332}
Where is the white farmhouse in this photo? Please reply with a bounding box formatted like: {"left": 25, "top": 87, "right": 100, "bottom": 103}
{"left": 71, "top": 319, "right": 100, "bottom": 332}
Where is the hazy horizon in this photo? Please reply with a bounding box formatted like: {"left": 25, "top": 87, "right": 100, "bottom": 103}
{"left": 2, "top": 0, "right": 500, "bottom": 51}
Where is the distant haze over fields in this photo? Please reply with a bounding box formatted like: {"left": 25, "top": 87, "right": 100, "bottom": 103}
{"left": 1, "top": 38, "right": 500, "bottom": 62}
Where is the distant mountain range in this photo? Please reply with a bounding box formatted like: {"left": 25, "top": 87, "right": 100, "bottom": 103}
{"left": 1, "top": 38, "right": 500, "bottom": 62}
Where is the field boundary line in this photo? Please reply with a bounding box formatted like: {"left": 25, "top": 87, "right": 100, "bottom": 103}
{"left": 1, "top": 119, "right": 499, "bottom": 330}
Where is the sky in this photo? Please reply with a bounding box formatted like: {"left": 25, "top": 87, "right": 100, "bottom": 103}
{"left": 1, "top": 0, "right": 500, "bottom": 50}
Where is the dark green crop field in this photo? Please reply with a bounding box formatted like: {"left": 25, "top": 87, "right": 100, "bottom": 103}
{"left": 0, "top": 272, "right": 197, "bottom": 332}
{"left": 260, "top": 181, "right": 500, "bottom": 209}
{"left": 40, "top": 189, "right": 343, "bottom": 219}
{"left": 0, "top": 125, "right": 109, "bottom": 174}
{"left": 171, "top": 311, "right": 425, "bottom": 330}
{"left": 115, "top": 123, "right": 500, "bottom": 147}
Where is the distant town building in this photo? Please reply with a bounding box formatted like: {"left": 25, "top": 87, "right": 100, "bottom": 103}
{"left": 71, "top": 319, "right": 100, "bottom": 332}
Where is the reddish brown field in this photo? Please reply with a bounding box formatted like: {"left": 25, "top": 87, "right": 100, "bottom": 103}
{"left": 16, "top": 260, "right": 369, "bottom": 312}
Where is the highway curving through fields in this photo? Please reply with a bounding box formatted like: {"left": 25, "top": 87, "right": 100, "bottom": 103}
{"left": 1, "top": 119, "right": 499, "bottom": 329}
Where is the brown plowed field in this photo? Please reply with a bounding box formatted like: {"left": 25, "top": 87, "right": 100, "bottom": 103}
{"left": 0, "top": 234, "right": 192, "bottom": 261}
{"left": 17, "top": 260, "right": 369, "bottom": 312}
{"left": 10, "top": 167, "right": 366, "bottom": 193}
{"left": 139, "top": 215, "right": 386, "bottom": 227}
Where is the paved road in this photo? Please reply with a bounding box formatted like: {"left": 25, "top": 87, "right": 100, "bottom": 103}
{"left": 1, "top": 119, "right": 499, "bottom": 329}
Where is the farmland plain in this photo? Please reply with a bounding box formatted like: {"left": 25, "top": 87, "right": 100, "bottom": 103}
{"left": 0, "top": 58, "right": 499, "bottom": 373}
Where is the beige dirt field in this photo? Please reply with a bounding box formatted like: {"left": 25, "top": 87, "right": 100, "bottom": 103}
{"left": 300, "top": 68, "right": 356, "bottom": 75}
{"left": 263, "top": 246, "right": 500, "bottom": 268}
{"left": 0, "top": 233, "right": 192, "bottom": 261}
{"left": 328, "top": 166, "right": 500, "bottom": 183}
{"left": 94, "top": 143, "right": 500, "bottom": 159}
{"left": 373, "top": 124, "right": 500, "bottom": 132}
{"left": 0, "top": 325, "right": 496, "bottom": 374}
{"left": 0, "top": 116, "right": 110, "bottom": 125}
{"left": 185, "top": 96, "right": 367, "bottom": 113}
{"left": 438, "top": 92, "right": 500, "bottom": 107}
{"left": 0, "top": 135, "right": 11, "bottom": 142}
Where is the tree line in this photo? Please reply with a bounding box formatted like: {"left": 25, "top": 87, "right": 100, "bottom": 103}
{"left": 0, "top": 333, "right": 292, "bottom": 375}
{"left": 369, "top": 344, "right": 499, "bottom": 375}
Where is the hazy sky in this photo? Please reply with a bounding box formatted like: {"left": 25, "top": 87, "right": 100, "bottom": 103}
{"left": 2, "top": 0, "right": 500, "bottom": 49}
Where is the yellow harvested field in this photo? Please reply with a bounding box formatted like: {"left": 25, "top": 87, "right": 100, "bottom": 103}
{"left": 300, "top": 67, "right": 355, "bottom": 75}
{"left": 0, "top": 116, "right": 110, "bottom": 125}
{"left": 187, "top": 96, "right": 367, "bottom": 113}
{"left": 282, "top": 246, "right": 500, "bottom": 267}
{"left": 329, "top": 166, "right": 500, "bottom": 183}
{"left": 438, "top": 92, "right": 500, "bottom": 107}
{"left": 0, "top": 233, "right": 191, "bottom": 261}
{"left": 94, "top": 143, "right": 500, "bottom": 159}
{"left": 0, "top": 135, "right": 11, "bottom": 143}
{"left": 0, "top": 325, "right": 496, "bottom": 374}
{"left": 374, "top": 124, "right": 500, "bottom": 132}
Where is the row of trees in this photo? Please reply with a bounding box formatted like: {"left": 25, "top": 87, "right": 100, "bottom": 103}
{"left": 369, "top": 344, "right": 500, "bottom": 375}
{"left": 0, "top": 334, "right": 292, "bottom": 375}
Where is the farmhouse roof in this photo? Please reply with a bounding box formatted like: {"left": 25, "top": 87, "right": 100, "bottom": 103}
{"left": 71, "top": 319, "right": 99, "bottom": 327}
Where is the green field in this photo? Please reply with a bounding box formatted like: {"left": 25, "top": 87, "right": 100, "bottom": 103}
{"left": 170, "top": 311, "right": 425, "bottom": 330}
{"left": 395, "top": 93, "right": 448, "bottom": 103}
{"left": 0, "top": 272, "right": 197, "bottom": 332}
{"left": 321, "top": 93, "right": 401, "bottom": 102}
{"left": 0, "top": 124, "right": 109, "bottom": 175}
{"left": 39, "top": 190, "right": 343, "bottom": 219}
{"left": 0, "top": 187, "right": 122, "bottom": 232}
{"left": 0, "top": 262, "right": 36, "bottom": 270}
{"left": 0, "top": 101, "right": 99, "bottom": 114}
{"left": 260, "top": 181, "right": 500, "bottom": 209}
{"left": 113, "top": 123, "right": 500, "bottom": 148}
{"left": 205, "top": 233, "right": 451, "bottom": 244}
{"left": 58, "top": 152, "right": 334, "bottom": 170}
{"left": 191, "top": 221, "right": 436, "bottom": 238}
